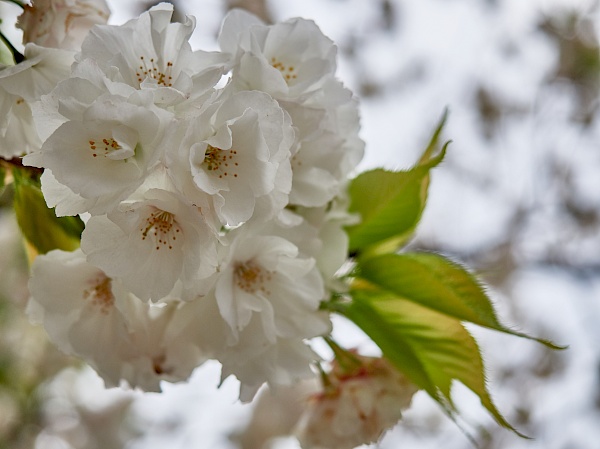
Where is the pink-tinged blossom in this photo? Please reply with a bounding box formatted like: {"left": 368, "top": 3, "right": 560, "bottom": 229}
{"left": 17, "top": 0, "right": 110, "bottom": 51}
{"left": 295, "top": 355, "right": 418, "bottom": 449}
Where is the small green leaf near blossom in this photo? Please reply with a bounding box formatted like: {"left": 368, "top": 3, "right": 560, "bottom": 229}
{"left": 341, "top": 284, "right": 528, "bottom": 437}
{"left": 346, "top": 112, "right": 449, "bottom": 255}
{"left": 345, "top": 149, "right": 445, "bottom": 254}
{"left": 355, "top": 252, "right": 564, "bottom": 349}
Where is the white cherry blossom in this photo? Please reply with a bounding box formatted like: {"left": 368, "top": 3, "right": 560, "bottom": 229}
{"left": 25, "top": 95, "right": 170, "bottom": 215}
{"left": 81, "top": 182, "right": 219, "bottom": 302}
{"left": 215, "top": 226, "right": 329, "bottom": 344}
{"left": 294, "top": 194, "right": 360, "bottom": 281}
{"left": 29, "top": 58, "right": 158, "bottom": 145}
{"left": 0, "top": 44, "right": 73, "bottom": 157}
{"left": 27, "top": 249, "right": 206, "bottom": 391}
{"left": 219, "top": 9, "right": 337, "bottom": 102}
{"left": 25, "top": 96, "right": 168, "bottom": 214}
{"left": 220, "top": 323, "right": 323, "bottom": 402}
{"left": 37, "top": 169, "right": 97, "bottom": 217}
{"left": 289, "top": 131, "right": 352, "bottom": 207}
{"left": 172, "top": 89, "right": 294, "bottom": 226}
{"left": 0, "top": 90, "right": 42, "bottom": 158}
{"left": 284, "top": 79, "right": 365, "bottom": 208}
{"left": 77, "top": 3, "right": 226, "bottom": 107}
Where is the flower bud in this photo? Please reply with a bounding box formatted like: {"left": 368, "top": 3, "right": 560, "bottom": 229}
{"left": 295, "top": 355, "right": 418, "bottom": 449}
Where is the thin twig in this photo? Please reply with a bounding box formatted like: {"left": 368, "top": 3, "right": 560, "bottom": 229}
{"left": 0, "top": 156, "right": 43, "bottom": 177}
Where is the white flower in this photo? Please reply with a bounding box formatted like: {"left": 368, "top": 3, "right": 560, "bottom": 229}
{"left": 115, "top": 297, "right": 208, "bottom": 391}
{"left": 183, "top": 224, "right": 329, "bottom": 401}
{"left": 0, "top": 90, "right": 41, "bottom": 158}
{"left": 309, "top": 80, "right": 365, "bottom": 182}
{"left": 17, "top": 0, "right": 110, "bottom": 51}
{"left": 220, "top": 326, "right": 323, "bottom": 402}
{"left": 171, "top": 89, "right": 294, "bottom": 226}
{"left": 289, "top": 131, "right": 351, "bottom": 207}
{"left": 27, "top": 249, "right": 206, "bottom": 391}
{"left": 233, "top": 379, "right": 321, "bottom": 449}
{"left": 25, "top": 94, "right": 170, "bottom": 215}
{"left": 77, "top": 3, "right": 225, "bottom": 107}
{"left": 295, "top": 355, "right": 418, "bottom": 449}
{"left": 219, "top": 9, "right": 337, "bottom": 102}
{"left": 294, "top": 193, "right": 360, "bottom": 281}
{"left": 215, "top": 227, "right": 328, "bottom": 343}
{"left": 27, "top": 57, "right": 161, "bottom": 148}
{"left": 0, "top": 44, "right": 73, "bottom": 157}
{"left": 285, "top": 79, "right": 365, "bottom": 208}
{"left": 80, "top": 181, "right": 219, "bottom": 302}
{"left": 35, "top": 169, "right": 94, "bottom": 217}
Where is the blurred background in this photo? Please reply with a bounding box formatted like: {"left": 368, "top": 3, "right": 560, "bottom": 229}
{"left": 0, "top": 0, "right": 599, "bottom": 448}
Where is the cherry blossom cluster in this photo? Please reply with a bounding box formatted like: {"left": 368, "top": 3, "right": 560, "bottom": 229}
{"left": 21, "top": 2, "right": 365, "bottom": 401}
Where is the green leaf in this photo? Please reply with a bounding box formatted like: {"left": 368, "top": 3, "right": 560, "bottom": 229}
{"left": 346, "top": 146, "right": 447, "bottom": 253}
{"left": 340, "top": 285, "right": 528, "bottom": 437}
{"left": 419, "top": 108, "right": 449, "bottom": 163}
{"left": 12, "top": 168, "right": 83, "bottom": 255}
{"left": 345, "top": 111, "right": 450, "bottom": 255}
{"left": 0, "top": 166, "right": 5, "bottom": 189}
{"left": 356, "top": 252, "right": 564, "bottom": 349}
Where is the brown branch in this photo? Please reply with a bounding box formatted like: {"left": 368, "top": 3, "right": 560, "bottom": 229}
{"left": 0, "top": 156, "right": 44, "bottom": 178}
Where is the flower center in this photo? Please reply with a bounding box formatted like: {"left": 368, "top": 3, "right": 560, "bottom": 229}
{"left": 271, "top": 57, "right": 298, "bottom": 83}
{"left": 203, "top": 145, "right": 239, "bottom": 179}
{"left": 234, "top": 260, "right": 273, "bottom": 294}
{"left": 136, "top": 56, "right": 174, "bottom": 87}
{"left": 83, "top": 273, "right": 114, "bottom": 314}
{"left": 88, "top": 137, "right": 121, "bottom": 158}
{"left": 140, "top": 209, "right": 181, "bottom": 250}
